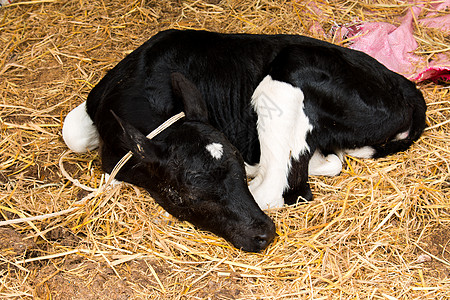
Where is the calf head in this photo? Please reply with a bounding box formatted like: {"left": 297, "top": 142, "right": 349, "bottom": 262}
{"left": 113, "top": 73, "right": 276, "bottom": 252}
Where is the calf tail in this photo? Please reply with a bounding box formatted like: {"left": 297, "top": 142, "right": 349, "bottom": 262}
{"left": 372, "top": 102, "right": 427, "bottom": 158}
{"left": 62, "top": 101, "right": 100, "bottom": 153}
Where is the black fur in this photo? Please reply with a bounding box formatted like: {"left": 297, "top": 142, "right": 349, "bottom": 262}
{"left": 86, "top": 29, "right": 426, "bottom": 251}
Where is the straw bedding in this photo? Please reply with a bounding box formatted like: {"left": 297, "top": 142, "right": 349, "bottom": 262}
{"left": 0, "top": 0, "right": 449, "bottom": 299}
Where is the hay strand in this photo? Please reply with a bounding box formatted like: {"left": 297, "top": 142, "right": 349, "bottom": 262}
{"left": 0, "top": 0, "right": 449, "bottom": 299}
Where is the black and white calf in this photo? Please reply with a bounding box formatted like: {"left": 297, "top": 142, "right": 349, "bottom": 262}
{"left": 63, "top": 29, "right": 426, "bottom": 252}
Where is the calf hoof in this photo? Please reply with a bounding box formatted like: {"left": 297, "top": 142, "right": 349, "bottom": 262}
{"left": 283, "top": 188, "right": 313, "bottom": 206}
{"left": 249, "top": 184, "right": 285, "bottom": 210}
{"left": 308, "top": 151, "right": 342, "bottom": 176}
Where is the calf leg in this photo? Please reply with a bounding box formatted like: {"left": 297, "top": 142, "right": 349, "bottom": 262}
{"left": 249, "top": 75, "right": 313, "bottom": 210}
{"left": 308, "top": 150, "right": 343, "bottom": 176}
{"left": 284, "top": 152, "right": 313, "bottom": 205}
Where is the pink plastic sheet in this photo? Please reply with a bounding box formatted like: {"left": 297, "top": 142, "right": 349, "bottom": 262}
{"left": 328, "top": 1, "right": 450, "bottom": 83}
{"left": 0, "top": 0, "right": 14, "bottom": 7}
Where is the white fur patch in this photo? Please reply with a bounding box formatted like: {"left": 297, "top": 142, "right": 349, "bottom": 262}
{"left": 62, "top": 101, "right": 100, "bottom": 153}
{"left": 308, "top": 150, "right": 342, "bottom": 176}
{"left": 249, "top": 75, "right": 313, "bottom": 210}
{"left": 244, "top": 163, "right": 259, "bottom": 178}
{"left": 248, "top": 153, "right": 343, "bottom": 178}
{"left": 206, "top": 142, "right": 223, "bottom": 160}
{"left": 394, "top": 130, "right": 409, "bottom": 141}
{"left": 345, "top": 146, "right": 375, "bottom": 159}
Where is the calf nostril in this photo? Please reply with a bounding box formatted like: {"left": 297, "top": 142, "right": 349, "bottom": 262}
{"left": 254, "top": 232, "right": 274, "bottom": 249}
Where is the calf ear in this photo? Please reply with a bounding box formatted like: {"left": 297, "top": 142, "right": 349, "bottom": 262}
{"left": 111, "top": 110, "right": 166, "bottom": 164}
{"left": 171, "top": 72, "right": 209, "bottom": 123}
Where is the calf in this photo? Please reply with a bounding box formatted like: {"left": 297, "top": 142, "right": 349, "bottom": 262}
{"left": 63, "top": 29, "right": 426, "bottom": 252}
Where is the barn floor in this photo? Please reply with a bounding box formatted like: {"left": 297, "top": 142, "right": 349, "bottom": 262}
{"left": 1, "top": 1, "right": 449, "bottom": 299}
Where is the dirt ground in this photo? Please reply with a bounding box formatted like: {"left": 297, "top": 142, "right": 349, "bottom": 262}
{"left": 1, "top": 0, "right": 450, "bottom": 299}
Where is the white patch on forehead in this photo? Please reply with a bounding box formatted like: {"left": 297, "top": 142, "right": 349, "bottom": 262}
{"left": 206, "top": 142, "right": 224, "bottom": 160}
